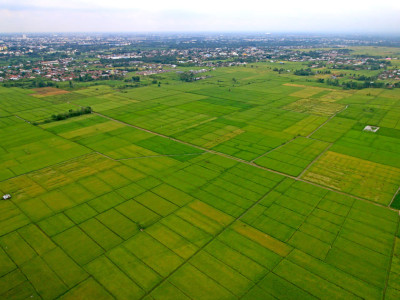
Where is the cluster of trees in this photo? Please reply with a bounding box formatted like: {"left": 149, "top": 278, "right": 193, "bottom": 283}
{"left": 324, "top": 78, "right": 347, "bottom": 87}
{"left": 31, "top": 79, "right": 54, "bottom": 88}
{"left": 131, "top": 76, "right": 140, "bottom": 82}
{"left": 331, "top": 65, "right": 380, "bottom": 71}
{"left": 352, "top": 75, "right": 376, "bottom": 81}
{"left": 48, "top": 107, "right": 92, "bottom": 122}
{"left": 315, "top": 70, "right": 331, "bottom": 74}
{"left": 75, "top": 74, "right": 94, "bottom": 82}
{"left": 272, "top": 68, "right": 285, "bottom": 74}
{"left": 99, "top": 58, "right": 141, "bottom": 67}
{"left": 307, "top": 62, "right": 327, "bottom": 68}
{"left": 324, "top": 78, "right": 395, "bottom": 89}
{"left": 330, "top": 60, "right": 390, "bottom": 71}
{"left": 294, "top": 68, "right": 314, "bottom": 76}
{"left": 2, "top": 79, "right": 56, "bottom": 89}
{"left": 73, "top": 74, "right": 124, "bottom": 82}
{"left": 342, "top": 81, "right": 385, "bottom": 89}
{"left": 139, "top": 56, "right": 177, "bottom": 64}
{"left": 117, "top": 83, "right": 141, "bottom": 90}
{"left": 178, "top": 71, "right": 195, "bottom": 82}
{"left": 124, "top": 76, "right": 140, "bottom": 83}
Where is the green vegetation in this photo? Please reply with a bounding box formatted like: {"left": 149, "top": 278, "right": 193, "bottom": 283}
{"left": 178, "top": 71, "right": 195, "bottom": 82}
{"left": 254, "top": 137, "right": 330, "bottom": 176}
{"left": 293, "top": 68, "right": 315, "bottom": 76}
{"left": 0, "top": 62, "right": 400, "bottom": 299}
{"left": 48, "top": 107, "right": 92, "bottom": 122}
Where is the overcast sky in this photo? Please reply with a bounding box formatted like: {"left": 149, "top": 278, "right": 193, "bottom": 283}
{"left": 0, "top": 0, "right": 399, "bottom": 33}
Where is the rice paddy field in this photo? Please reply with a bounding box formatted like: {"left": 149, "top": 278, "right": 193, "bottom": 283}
{"left": 1, "top": 63, "right": 400, "bottom": 299}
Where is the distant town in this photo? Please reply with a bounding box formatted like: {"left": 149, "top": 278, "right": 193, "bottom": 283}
{"left": 0, "top": 33, "right": 399, "bottom": 89}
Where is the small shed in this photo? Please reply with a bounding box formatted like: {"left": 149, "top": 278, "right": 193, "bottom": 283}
{"left": 363, "top": 125, "right": 379, "bottom": 133}
{"left": 2, "top": 194, "right": 11, "bottom": 200}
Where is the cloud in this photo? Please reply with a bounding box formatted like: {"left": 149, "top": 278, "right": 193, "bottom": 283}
{"left": 0, "top": 0, "right": 399, "bottom": 33}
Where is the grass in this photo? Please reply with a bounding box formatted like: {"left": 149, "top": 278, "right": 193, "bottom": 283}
{"left": 0, "top": 63, "right": 400, "bottom": 299}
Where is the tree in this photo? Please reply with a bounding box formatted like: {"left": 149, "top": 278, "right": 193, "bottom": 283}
{"left": 294, "top": 68, "right": 314, "bottom": 76}
{"left": 131, "top": 76, "right": 140, "bottom": 82}
{"left": 178, "top": 71, "right": 195, "bottom": 82}
{"left": 50, "top": 107, "right": 92, "bottom": 122}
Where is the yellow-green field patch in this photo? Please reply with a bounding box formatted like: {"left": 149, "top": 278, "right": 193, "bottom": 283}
{"left": 302, "top": 151, "right": 400, "bottom": 204}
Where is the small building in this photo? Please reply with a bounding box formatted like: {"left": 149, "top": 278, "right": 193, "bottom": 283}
{"left": 364, "top": 125, "right": 380, "bottom": 133}
{"left": 2, "top": 194, "right": 11, "bottom": 200}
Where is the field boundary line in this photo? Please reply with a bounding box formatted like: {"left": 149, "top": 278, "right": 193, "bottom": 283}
{"left": 388, "top": 186, "right": 400, "bottom": 208}
{"left": 32, "top": 104, "right": 394, "bottom": 214}
{"left": 0, "top": 241, "right": 43, "bottom": 298}
{"left": 139, "top": 176, "right": 285, "bottom": 299}
{"left": 297, "top": 143, "right": 333, "bottom": 179}
{"left": 383, "top": 213, "right": 400, "bottom": 299}
{"left": 92, "top": 111, "right": 399, "bottom": 212}
{"left": 0, "top": 186, "right": 97, "bottom": 299}
{"left": 323, "top": 198, "right": 356, "bottom": 260}
{"left": 117, "top": 152, "right": 206, "bottom": 161}
{"left": 175, "top": 116, "right": 217, "bottom": 133}
{"left": 167, "top": 280, "right": 196, "bottom": 299}
{"left": 0, "top": 152, "right": 96, "bottom": 184}
{"left": 14, "top": 114, "right": 32, "bottom": 123}
{"left": 284, "top": 190, "right": 330, "bottom": 243}
{"left": 263, "top": 186, "right": 386, "bottom": 298}
{"left": 306, "top": 104, "right": 349, "bottom": 138}
{"left": 92, "top": 151, "right": 206, "bottom": 162}
{"left": 250, "top": 136, "right": 298, "bottom": 163}
{"left": 184, "top": 262, "right": 240, "bottom": 298}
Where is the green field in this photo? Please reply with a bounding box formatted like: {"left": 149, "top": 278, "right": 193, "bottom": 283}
{"left": 1, "top": 64, "right": 400, "bottom": 299}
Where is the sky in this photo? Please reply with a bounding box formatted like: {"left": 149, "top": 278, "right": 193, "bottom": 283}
{"left": 0, "top": 0, "right": 400, "bottom": 33}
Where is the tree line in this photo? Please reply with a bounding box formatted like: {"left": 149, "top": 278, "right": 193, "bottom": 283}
{"left": 47, "top": 107, "right": 92, "bottom": 122}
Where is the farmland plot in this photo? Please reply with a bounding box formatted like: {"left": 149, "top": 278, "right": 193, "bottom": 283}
{"left": 284, "top": 98, "right": 345, "bottom": 116}
{"left": 302, "top": 151, "right": 400, "bottom": 205}
{"left": 0, "top": 117, "right": 90, "bottom": 181}
{"left": 254, "top": 137, "right": 330, "bottom": 176}
{"left": 1, "top": 66, "right": 400, "bottom": 300}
